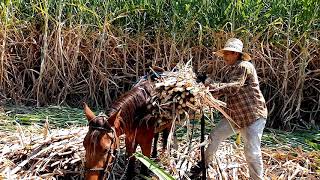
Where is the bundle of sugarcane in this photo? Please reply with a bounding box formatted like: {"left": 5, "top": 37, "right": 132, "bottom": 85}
{"left": 0, "top": 123, "right": 128, "bottom": 179}
{"left": 0, "top": 127, "right": 86, "bottom": 179}
{"left": 148, "top": 61, "right": 228, "bottom": 126}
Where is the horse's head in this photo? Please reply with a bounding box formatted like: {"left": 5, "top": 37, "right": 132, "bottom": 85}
{"left": 83, "top": 103, "right": 121, "bottom": 180}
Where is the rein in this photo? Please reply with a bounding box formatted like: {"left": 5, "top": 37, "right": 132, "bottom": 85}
{"left": 85, "top": 115, "right": 120, "bottom": 180}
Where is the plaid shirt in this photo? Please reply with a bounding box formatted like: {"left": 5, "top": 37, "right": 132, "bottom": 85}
{"left": 206, "top": 60, "right": 268, "bottom": 128}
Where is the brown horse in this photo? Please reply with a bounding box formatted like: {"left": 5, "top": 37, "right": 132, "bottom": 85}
{"left": 83, "top": 80, "right": 171, "bottom": 180}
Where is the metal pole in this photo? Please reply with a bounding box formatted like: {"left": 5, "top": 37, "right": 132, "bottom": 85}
{"left": 201, "top": 114, "right": 206, "bottom": 180}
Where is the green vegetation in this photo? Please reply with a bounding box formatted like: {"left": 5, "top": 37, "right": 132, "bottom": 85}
{"left": 262, "top": 129, "right": 320, "bottom": 151}
{"left": 1, "top": 105, "right": 87, "bottom": 131}
{"left": 134, "top": 152, "right": 175, "bottom": 180}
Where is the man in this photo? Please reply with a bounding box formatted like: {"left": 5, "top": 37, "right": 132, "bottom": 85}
{"left": 193, "top": 38, "right": 268, "bottom": 180}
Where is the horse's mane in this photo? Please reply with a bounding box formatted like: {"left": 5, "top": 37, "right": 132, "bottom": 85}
{"left": 107, "top": 80, "right": 153, "bottom": 129}
{"left": 85, "top": 80, "right": 154, "bottom": 159}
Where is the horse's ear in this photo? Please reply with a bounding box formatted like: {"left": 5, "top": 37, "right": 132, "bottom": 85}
{"left": 109, "top": 109, "right": 122, "bottom": 128}
{"left": 83, "top": 102, "right": 96, "bottom": 121}
{"left": 114, "top": 109, "right": 122, "bottom": 129}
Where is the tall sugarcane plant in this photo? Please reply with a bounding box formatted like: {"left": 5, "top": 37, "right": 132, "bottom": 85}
{"left": 0, "top": 0, "right": 319, "bottom": 129}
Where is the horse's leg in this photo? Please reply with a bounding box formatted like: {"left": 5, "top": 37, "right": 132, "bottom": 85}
{"left": 162, "top": 127, "right": 170, "bottom": 151}
{"left": 139, "top": 130, "right": 154, "bottom": 176}
{"left": 151, "top": 132, "right": 159, "bottom": 158}
{"left": 125, "top": 139, "right": 137, "bottom": 180}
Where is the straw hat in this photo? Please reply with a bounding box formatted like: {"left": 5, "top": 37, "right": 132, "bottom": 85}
{"left": 215, "top": 38, "right": 251, "bottom": 61}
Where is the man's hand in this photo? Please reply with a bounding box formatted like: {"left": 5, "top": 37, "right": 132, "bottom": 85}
{"left": 206, "top": 83, "right": 223, "bottom": 98}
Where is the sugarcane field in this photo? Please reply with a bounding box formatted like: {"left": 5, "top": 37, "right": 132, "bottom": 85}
{"left": 0, "top": 0, "right": 320, "bottom": 180}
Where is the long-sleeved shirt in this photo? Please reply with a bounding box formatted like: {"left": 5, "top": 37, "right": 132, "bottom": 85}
{"left": 205, "top": 60, "right": 268, "bottom": 128}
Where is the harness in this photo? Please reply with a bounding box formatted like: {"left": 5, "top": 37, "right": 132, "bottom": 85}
{"left": 85, "top": 115, "right": 120, "bottom": 180}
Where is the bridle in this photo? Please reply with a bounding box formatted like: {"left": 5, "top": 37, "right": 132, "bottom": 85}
{"left": 85, "top": 115, "right": 120, "bottom": 180}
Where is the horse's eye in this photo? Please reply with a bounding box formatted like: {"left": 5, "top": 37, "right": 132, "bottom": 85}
{"left": 108, "top": 129, "right": 114, "bottom": 133}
